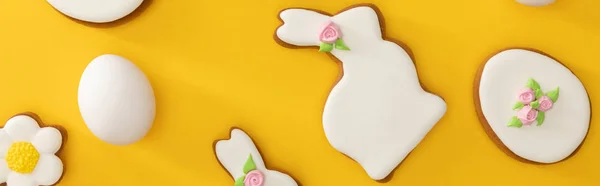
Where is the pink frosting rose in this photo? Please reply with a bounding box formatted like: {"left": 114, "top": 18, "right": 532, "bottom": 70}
{"left": 244, "top": 170, "right": 265, "bottom": 186}
{"left": 517, "top": 88, "right": 535, "bottom": 104}
{"left": 319, "top": 21, "right": 341, "bottom": 44}
{"left": 517, "top": 105, "right": 538, "bottom": 125}
{"left": 537, "top": 96, "right": 554, "bottom": 112}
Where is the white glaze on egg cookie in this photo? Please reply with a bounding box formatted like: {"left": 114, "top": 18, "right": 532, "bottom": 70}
{"left": 46, "top": 0, "right": 144, "bottom": 23}
{"left": 476, "top": 49, "right": 590, "bottom": 163}
{"left": 275, "top": 4, "right": 446, "bottom": 180}
{"left": 214, "top": 128, "right": 298, "bottom": 186}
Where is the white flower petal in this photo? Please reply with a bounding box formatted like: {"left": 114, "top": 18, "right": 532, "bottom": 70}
{"left": 4, "top": 116, "right": 40, "bottom": 142}
{"left": 31, "top": 154, "right": 63, "bottom": 185}
{"left": 0, "top": 161, "right": 10, "bottom": 183}
{"left": 32, "top": 127, "right": 62, "bottom": 154}
{"left": 0, "top": 129, "right": 12, "bottom": 157}
{"left": 7, "top": 172, "right": 35, "bottom": 186}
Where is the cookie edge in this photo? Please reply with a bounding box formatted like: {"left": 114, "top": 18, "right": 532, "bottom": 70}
{"left": 273, "top": 3, "right": 445, "bottom": 182}
{"left": 473, "top": 48, "right": 592, "bottom": 164}
{"left": 0, "top": 112, "right": 68, "bottom": 186}
{"left": 212, "top": 127, "right": 303, "bottom": 186}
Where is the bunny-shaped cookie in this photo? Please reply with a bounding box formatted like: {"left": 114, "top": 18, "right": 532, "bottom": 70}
{"left": 275, "top": 5, "right": 446, "bottom": 180}
{"left": 215, "top": 129, "right": 298, "bottom": 186}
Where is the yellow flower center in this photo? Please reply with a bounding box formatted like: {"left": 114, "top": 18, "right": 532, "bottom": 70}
{"left": 5, "top": 142, "right": 40, "bottom": 173}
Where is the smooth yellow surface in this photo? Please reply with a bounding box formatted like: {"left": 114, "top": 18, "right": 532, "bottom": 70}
{"left": 0, "top": 0, "right": 599, "bottom": 185}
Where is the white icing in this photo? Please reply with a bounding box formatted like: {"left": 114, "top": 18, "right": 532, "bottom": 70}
{"left": 215, "top": 129, "right": 297, "bottom": 186}
{"left": 7, "top": 173, "right": 35, "bottom": 186}
{"left": 78, "top": 54, "right": 156, "bottom": 146}
{"left": 46, "top": 0, "right": 144, "bottom": 23}
{"left": 0, "top": 161, "right": 8, "bottom": 183}
{"left": 516, "top": 0, "right": 555, "bottom": 6}
{"left": 0, "top": 115, "right": 64, "bottom": 186}
{"left": 31, "top": 155, "right": 63, "bottom": 185}
{"left": 479, "top": 49, "right": 590, "bottom": 163}
{"left": 30, "top": 128, "right": 62, "bottom": 154}
{"left": 276, "top": 6, "right": 446, "bottom": 180}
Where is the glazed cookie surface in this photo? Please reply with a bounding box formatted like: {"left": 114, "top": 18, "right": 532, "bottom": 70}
{"left": 276, "top": 4, "right": 446, "bottom": 180}
{"left": 46, "top": 0, "right": 144, "bottom": 23}
{"left": 0, "top": 114, "right": 65, "bottom": 186}
{"left": 476, "top": 49, "right": 590, "bottom": 163}
{"left": 215, "top": 129, "right": 298, "bottom": 186}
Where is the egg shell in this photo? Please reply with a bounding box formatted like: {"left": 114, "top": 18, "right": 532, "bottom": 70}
{"left": 78, "top": 54, "right": 155, "bottom": 145}
{"left": 46, "top": 0, "right": 144, "bottom": 23}
{"left": 477, "top": 49, "right": 590, "bottom": 163}
{"left": 516, "top": 0, "right": 555, "bottom": 6}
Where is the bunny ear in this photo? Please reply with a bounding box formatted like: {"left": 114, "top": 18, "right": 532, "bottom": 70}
{"left": 215, "top": 129, "right": 267, "bottom": 179}
{"left": 331, "top": 6, "right": 383, "bottom": 41}
{"left": 276, "top": 9, "right": 331, "bottom": 46}
{"left": 215, "top": 129, "right": 299, "bottom": 186}
{"left": 276, "top": 5, "right": 383, "bottom": 51}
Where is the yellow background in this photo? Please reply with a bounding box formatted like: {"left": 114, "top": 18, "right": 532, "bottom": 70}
{"left": 0, "top": 0, "right": 598, "bottom": 185}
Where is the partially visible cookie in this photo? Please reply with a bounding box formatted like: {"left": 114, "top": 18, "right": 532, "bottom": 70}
{"left": 516, "top": 0, "right": 555, "bottom": 6}
{"left": 214, "top": 128, "right": 298, "bottom": 186}
{"left": 475, "top": 49, "right": 590, "bottom": 164}
{"left": 0, "top": 113, "right": 67, "bottom": 186}
{"left": 46, "top": 0, "right": 144, "bottom": 23}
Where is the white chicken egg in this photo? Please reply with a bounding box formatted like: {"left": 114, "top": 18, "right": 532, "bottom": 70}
{"left": 516, "top": 0, "right": 555, "bottom": 6}
{"left": 78, "top": 54, "right": 155, "bottom": 145}
{"left": 46, "top": 0, "right": 144, "bottom": 23}
{"left": 477, "top": 49, "right": 589, "bottom": 163}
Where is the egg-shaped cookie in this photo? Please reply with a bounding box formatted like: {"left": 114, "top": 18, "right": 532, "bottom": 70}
{"left": 475, "top": 49, "right": 590, "bottom": 163}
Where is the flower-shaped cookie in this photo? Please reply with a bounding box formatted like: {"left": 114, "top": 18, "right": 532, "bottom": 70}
{"left": 0, "top": 114, "right": 64, "bottom": 186}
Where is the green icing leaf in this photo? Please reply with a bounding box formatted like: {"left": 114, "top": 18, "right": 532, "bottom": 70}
{"left": 234, "top": 175, "right": 246, "bottom": 186}
{"left": 243, "top": 154, "right": 257, "bottom": 174}
{"left": 334, "top": 39, "right": 350, "bottom": 51}
{"left": 508, "top": 116, "right": 523, "bottom": 128}
{"left": 546, "top": 87, "right": 560, "bottom": 102}
{"left": 526, "top": 78, "right": 541, "bottom": 90}
{"left": 530, "top": 101, "right": 540, "bottom": 109}
{"left": 534, "top": 88, "right": 543, "bottom": 99}
{"left": 512, "top": 102, "right": 525, "bottom": 110}
{"left": 537, "top": 111, "right": 545, "bottom": 126}
{"left": 319, "top": 43, "right": 333, "bottom": 52}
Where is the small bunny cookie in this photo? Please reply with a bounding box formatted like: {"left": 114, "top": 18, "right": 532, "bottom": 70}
{"left": 275, "top": 4, "right": 446, "bottom": 181}
{"left": 214, "top": 129, "right": 298, "bottom": 186}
